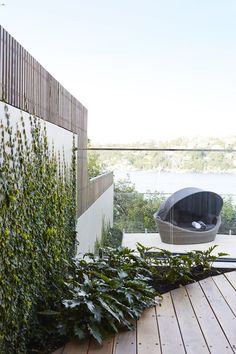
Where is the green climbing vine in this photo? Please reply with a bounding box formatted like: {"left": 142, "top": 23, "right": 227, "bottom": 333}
{"left": 0, "top": 105, "right": 77, "bottom": 353}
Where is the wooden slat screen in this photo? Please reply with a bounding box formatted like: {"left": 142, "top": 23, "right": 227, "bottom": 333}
{"left": 0, "top": 26, "right": 113, "bottom": 218}
{"left": 0, "top": 25, "right": 87, "bottom": 134}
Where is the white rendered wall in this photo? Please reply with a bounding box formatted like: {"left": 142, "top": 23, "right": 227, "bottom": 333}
{"left": 0, "top": 102, "right": 74, "bottom": 163}
{"left": 76, "top": 185, "right": 114, "bottom": 255}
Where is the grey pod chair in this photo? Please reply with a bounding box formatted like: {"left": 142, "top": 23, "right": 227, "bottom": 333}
{"left": 154, "top": 187, "right": 223, "bottom": 244}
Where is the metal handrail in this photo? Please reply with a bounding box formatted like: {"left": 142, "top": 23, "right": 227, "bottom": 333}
{"left": 82, "top": 147, "right": 236, "bottom": 152}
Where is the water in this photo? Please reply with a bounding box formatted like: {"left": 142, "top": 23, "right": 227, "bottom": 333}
{"left": 114, "top": 170, "right": 236, "bottom": 199}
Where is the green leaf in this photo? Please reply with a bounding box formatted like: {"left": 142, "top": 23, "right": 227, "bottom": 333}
{"left": 125, "top": 292, "right": 133, "bottom": 304}
{"left": 63, "top": 299, "right": 80, "bottom": 308}
{"left": 97, "top": 298, "right": 121, "bottom": 323}
{"left": 86, "top": 300, "right": 95, "bottom": 313}
{"left": 93, "top": 306, "right": 102, "bottom": 322}
{"left": 87, "top": 323, "right": 103, "bottom": 344}
{"left": 83, "top": 274, "right": 91, "bottom": 286}
{"left": 95, "top": 272, "right": 111, "bottom": 284}
{"left": 105, "top": 318, "right": 119, "bottom": 333}
{"left": 118, "top": 270, "right": 128, "bottom": 279}
{"left": 74, "top": 288, "right": 87, "bottom": 297}
{"left": 74, "top": 324, "right": 86, "bottom": 340}
{"left": 217, "top": 252, "right": 229, "bottom": 257}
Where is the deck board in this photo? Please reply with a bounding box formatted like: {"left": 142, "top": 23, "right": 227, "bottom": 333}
{"left": 171, "top": 286, "right": 209, "bottom": 353}
{"left": 63, "top": 341, "right": 89, "bottom": 354}
{"left": 213, "top": 274, "right": 236, "bottom": 315}
{"left": 200, "top": 276, "right": 236, "bottom": 351}
{"left": 137, "top": 306, "right": 161, "bottom": 354}
{"left": 53, "top": 271, "right": 236, "bottom": 354}
{"left": 156, "top": 293, "right": 185, "bottom": 354}
{"left": 113, "top": 321, "right": 136, "bottom": 354}
{"left": 225, "top": 271, "right": 236, "bottom": 289}
{"left": 88, "top": 337, "right": 114, "bottom": 354}
{"left": 186, "top": 281, "right": 233, "bottom": 353}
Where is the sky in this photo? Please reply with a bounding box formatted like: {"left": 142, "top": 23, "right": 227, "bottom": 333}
{"left": 0, "top": 0, "right": 236, "bottom": 144}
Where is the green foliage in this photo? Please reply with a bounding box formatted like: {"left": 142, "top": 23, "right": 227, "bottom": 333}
{"left": 186, "top": 246, "right": 228, "bottom": 273}
{"left": 220, "top": 196, "right": 236, "bottom": 234}
{"left": 87, "top": 139, "right": 105, "bottom": 178}
{"left": 0, "top": 106, "right": 77, "bottom": 353}
{"left": 94, "top": 138, "right": 236, "bottom": 172}
{"left": 114, "top": 178, "right": 164, "bottom": 232}
{"left": 37, "top": 247, "right": 158, "bottom": 346}
{"left": 136, "top": 243, "right": 228, "bottom": 288}
{"left": 94, "top": 221, "right": 123, "bottom": 253}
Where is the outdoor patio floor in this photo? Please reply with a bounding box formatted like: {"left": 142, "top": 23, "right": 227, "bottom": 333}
{"left": 54, "top": 271, "right": 236, "bottom": 354}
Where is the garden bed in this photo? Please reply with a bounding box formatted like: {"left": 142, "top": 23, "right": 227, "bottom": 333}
{"left": 150, "top": 266, "right": 234, "bottom": 294}
{"left": 27, "top": 244, "right": 231, "bottom": 353}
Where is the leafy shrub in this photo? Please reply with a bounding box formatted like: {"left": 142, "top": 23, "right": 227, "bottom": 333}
{"left": 219, "top": 196, "right": 236, "bottom": 234}
{"left": 31, "top": 243, "right": 228, "bottom": 351}
{"left": 87, "top": 139, "right": 106, "bottom": 178}
{"left": 0, "top": 106, "right": 77, "bottom": 353}
{"left": 35, "top": 242, "right": 228, "bottom": 352}
{"left": 137, "top": 243, "right": 228, "bottom": 291}
{"left": 107, "top": 227, "right": 123, "bottom": 247}
{"left": 114, "top": 178, "right": 164, "bottom": 232}
{"left": 36, "top": 247, "right": 158, "bottom": 349}
{"left": 94, "top": 222, "right": 123, "bottom": 253}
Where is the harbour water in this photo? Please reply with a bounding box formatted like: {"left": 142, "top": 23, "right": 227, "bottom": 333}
{"left": 114, "top": 170, "right": 236, "bottom": 199}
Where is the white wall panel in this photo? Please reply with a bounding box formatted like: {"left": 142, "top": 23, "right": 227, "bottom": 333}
{"left": 76, "top": 185, "right": 114, "bottom": 255}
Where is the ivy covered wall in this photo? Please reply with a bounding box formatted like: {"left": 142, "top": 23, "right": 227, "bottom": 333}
{"left": 0, "top": 105, "right": 77, "bottom": 353}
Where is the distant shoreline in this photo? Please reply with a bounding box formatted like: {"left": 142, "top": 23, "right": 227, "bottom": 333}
{"left": 110, "top": 167, "right": 236, "bottom": 174}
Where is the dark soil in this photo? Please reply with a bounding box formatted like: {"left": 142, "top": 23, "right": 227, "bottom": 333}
{"left": 150, "top": 267, "right": 234, "bottom": 294}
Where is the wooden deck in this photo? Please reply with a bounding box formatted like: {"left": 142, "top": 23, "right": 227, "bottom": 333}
{"left": 53, "top": 271, "right": 236, "bottom": 354}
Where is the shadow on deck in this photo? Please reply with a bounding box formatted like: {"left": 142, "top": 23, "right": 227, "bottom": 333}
{"left": 53, "top": 271, "right": 236, "bottom": 354}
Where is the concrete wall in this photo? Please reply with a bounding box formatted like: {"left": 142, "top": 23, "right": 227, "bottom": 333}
{"left": 0, "top": 26, "right": 114, "bottom": 252}
{"left": 78, "top": 171, "right": 113, "bottom": 216}
{"left": 76, "top": 183, "right": 114, "bottom": 255}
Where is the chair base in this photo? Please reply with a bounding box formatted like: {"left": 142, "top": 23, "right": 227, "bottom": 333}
{"left": 155, "top": 216, "right": 221, "bottom": 245}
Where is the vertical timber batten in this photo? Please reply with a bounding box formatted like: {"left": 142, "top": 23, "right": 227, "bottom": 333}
{"left": 0, "top": 26, "right": 88, "bottom": 217}
{"left": 0, "top": 25, "right": 113, "bottom": 219}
